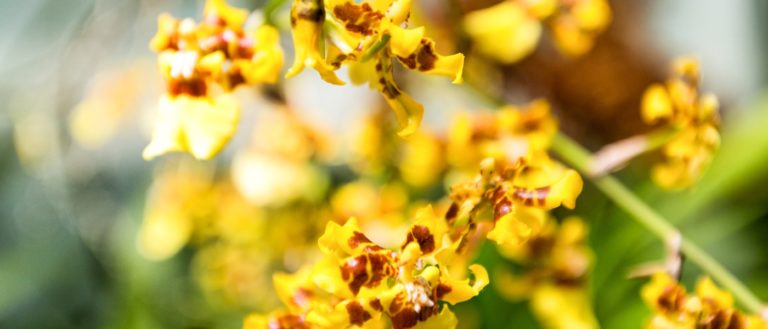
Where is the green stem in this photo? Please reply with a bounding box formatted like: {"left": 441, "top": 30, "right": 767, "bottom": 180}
{"left": 360, "top": 34, "right": 390, "bottom": 63}
{"left": 551, "top": 132, "right": 765, "bottom": 314}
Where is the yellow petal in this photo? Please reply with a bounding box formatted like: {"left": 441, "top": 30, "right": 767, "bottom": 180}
{"left": 371, "top": 51, "right": 425, "bottom": 136}
{"left": 143, "top": 94, "right": 240, "bottom": 160}
{"left": 394, "top": 37, "right": 464, "bottom": 84}
{"left": 697, "top": 93, "right": 719, "bottom": 122}
{"left": 287, "top": 0, "right": 345, "bottom": 85}
{"left": 550, "top": 18, "right": 594, "bottom": 57}
{"left": 137, "top": 206, "right": 192, "bottom": 261}
{"left": 439, "top": 264, "right": 489, "bottom": 305}
{"left": 388, "top": 25, "right": 425, "bottom": 58}
{"left": 642, "top": 84, "right": 674, "bottom": 124}
{"left": 573, "top": 0, "right": 612, "bottom": 32}
{"left": 204, "top": 0, "right": 248, "bottom": 30}
{"left": 641, "top": 272, "right": 685, "bottom": 312}
{"left": 547, "top": 169, "right": 583, "bottom": 209}
{"left": 311, "top": 256, "right": 352, "bottom": 297}
{"left": 241, "top": 25, "right": 285, "bottom": 84}
{"left": 527, "top": 0, "right": 557, "bottom": 19}
{"left": 487, "top": 206, "right": 548, "bottom": 246}
{"left": 184, "top": 94, "right": 240, "bottom": 159}
{"left": 412, "top": 306, "right": 458, "bottom": 329}
{"left": 383, "top": 90, "right": 424, "bottom": 137}
{"left": 318, "top": 217, "right": 384, "bottom": 258}
{"left": 695, "top": 277, "right": 734, "bottom": 309}
{"left": 384, "top": 0, "right": 414, "bottom": 25}
{"left": 493, "top": 269, "right": 534, "bottom": 300}
{"left": 402, "top": 206, "right": 448, "bottom": 255}
{"left": 150, "top": 14, "right": 179, "bottom": 52}
{"left": 672, "top": 56, "right": 700, "bottom": 80}
{"left": 464, "top": 2, "right": 542, "bottom": 64}
{"left": 198, "top": 51, "right": 226, "bottom": 79}
{"left": 530, "top": 284, "right": 600, "bottom": 329}
{"left": 242, "top": 313, "right": 269, "bottom": 329}
{"left": 273, "top": 267, "right": 315, "bottom": 311}
{"left": 397, "top": 133, "right": 445, "bottom": 188}
{"left": 348, "top": 60, "right": 378, "bottom": 86}
{"left": 651, "top": 160, "right": 691, "bottom": 190}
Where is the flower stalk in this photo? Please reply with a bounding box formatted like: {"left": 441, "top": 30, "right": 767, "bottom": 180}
{"left": 551, "top": 132, "right": 766, "bottom": 315}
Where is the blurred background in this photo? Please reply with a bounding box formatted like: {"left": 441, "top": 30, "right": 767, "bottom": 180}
{"left": 1, "top": 0, "right": 767, "bottom": 328}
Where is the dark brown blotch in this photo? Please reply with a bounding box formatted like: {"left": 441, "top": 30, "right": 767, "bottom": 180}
{"left": 512, "top": 186, "right": 551, "bottom": 207}
{"left": 435, "top": 283, "right": 452, "bottom": 299}
{"left": 346, "top": 301, "right": 372, "bottom": 326}
{"left": 332, "top": 2, "right": 383, "bottom": 35}
{"left": 268, "top": 314, "right": 310, "bottom": 329}
{"left": 410, "top": 225, "right": 435, "bottom": 253}
{"left": 295, "top": 0, "right": 325, "bottom": 22}
{"left": 369, "top": 298, "right": 383, "bottom": 311}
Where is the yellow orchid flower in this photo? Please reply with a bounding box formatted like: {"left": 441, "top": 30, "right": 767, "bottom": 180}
{"left": 549, "top": 0, "right": 611, "bottom": 56}
{"left": 492, "top": 217, "right": 597, "bottom": 329}
{"left": 447, "top": 155, "right": 583, "bottom": 247}
{"left": 284, "top": 0, "right": 464, "bottom": 136}
{"left": 246, "top": 206, "right": 488, "bottom": 329}
{"left": 146, "top": 0, "right": 284, "bottom": 160}
{"left": 641, "top": 273, "right": 764, "bottom": 329}
{"left": 641, "top": 57, "right": 720, "bottom": 189}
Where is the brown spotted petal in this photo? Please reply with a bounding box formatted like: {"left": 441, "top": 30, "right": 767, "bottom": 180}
{"left": 373, "top": 51, "right": 424, "bottom": 136}
{"left": 394, "top": 37, "right": 464, "bottom": 84}
{"left": 318, "top": 218, "right": 384, "bottom": 258}
{"left": 332, "top": 2, "right": 384, "bottom": 36}
{"left": 339, "top": 252, "right": 397, "bottom": 295}
{"left": 511, "top": 169, "right": 583, "bottom": 210}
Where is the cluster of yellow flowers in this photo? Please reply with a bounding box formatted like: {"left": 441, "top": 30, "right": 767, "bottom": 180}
{"left": 287, "top": 0, "right": 464, "bottom": 136}
{"left": 642, "top": 273, "right": 767, "bottom": 329}
{"left": 138, "top": 159, "right": 326, "bottom": 309}
{"left": 138, "top": 100, "right": 348, "bottom": 309}
{"left": 463, "top": 0, "right": 612, "bottom": 64}
{"left": 641, "top": 58, "right": 721, "bottom": 189}
{"left": 445, "top": 101, "right": 582, "bottom": 247}
{"left": 495, "top": 217, "right": 597, "bottom": 329}
{"left": 129, "top": 0, "right": 768, "bottom": 328}
{"left": 144, "top": 0, "right": 283, "bottom": 160}
{"left": 245, "top": 207, "right": 488, "bottom": 329}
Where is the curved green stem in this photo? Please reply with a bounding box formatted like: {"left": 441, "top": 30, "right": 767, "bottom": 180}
{"left": 551, "top": 132, "right": 765, "bottom": 315}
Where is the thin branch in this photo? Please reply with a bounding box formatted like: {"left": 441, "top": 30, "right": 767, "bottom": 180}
{"left": 551, "top": 132, "right": 766, "bottom": 315}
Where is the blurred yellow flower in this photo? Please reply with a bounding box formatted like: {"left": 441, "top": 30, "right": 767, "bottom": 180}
{"left": 531, "top": 284, "right": 599, "bottom": 329}
{"left": 138, "top": 161, "right": 215, "bottom": 260}
{"left": 641, "top": 273, "right": 767, "bottom": 329}
{"left": 397, "top": 131, "right": 445, "bottom": 188}
{"left": 145, "top": 0, "right": 284, "bottom": 160}
{"left": 463, "top": 0, "right": 611, "bottom": 63}
{"left": 641, "top": 57, "right": 720, "bottom": 189}
{"left": 447, "top": 100, "right": 558, "bottom": 172}
{"left": 463, "top": 1, "right": 543, "bottom": 64}
{"left": 494, "top": 217, "right": 597, "bottom": 329}
{"left": 143, "top": 94, "right": 240, "bottom": 160}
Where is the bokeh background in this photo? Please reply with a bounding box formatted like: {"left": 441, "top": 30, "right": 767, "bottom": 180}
{"left": 1, "top": 0, "right": 768, "bottom": 328}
